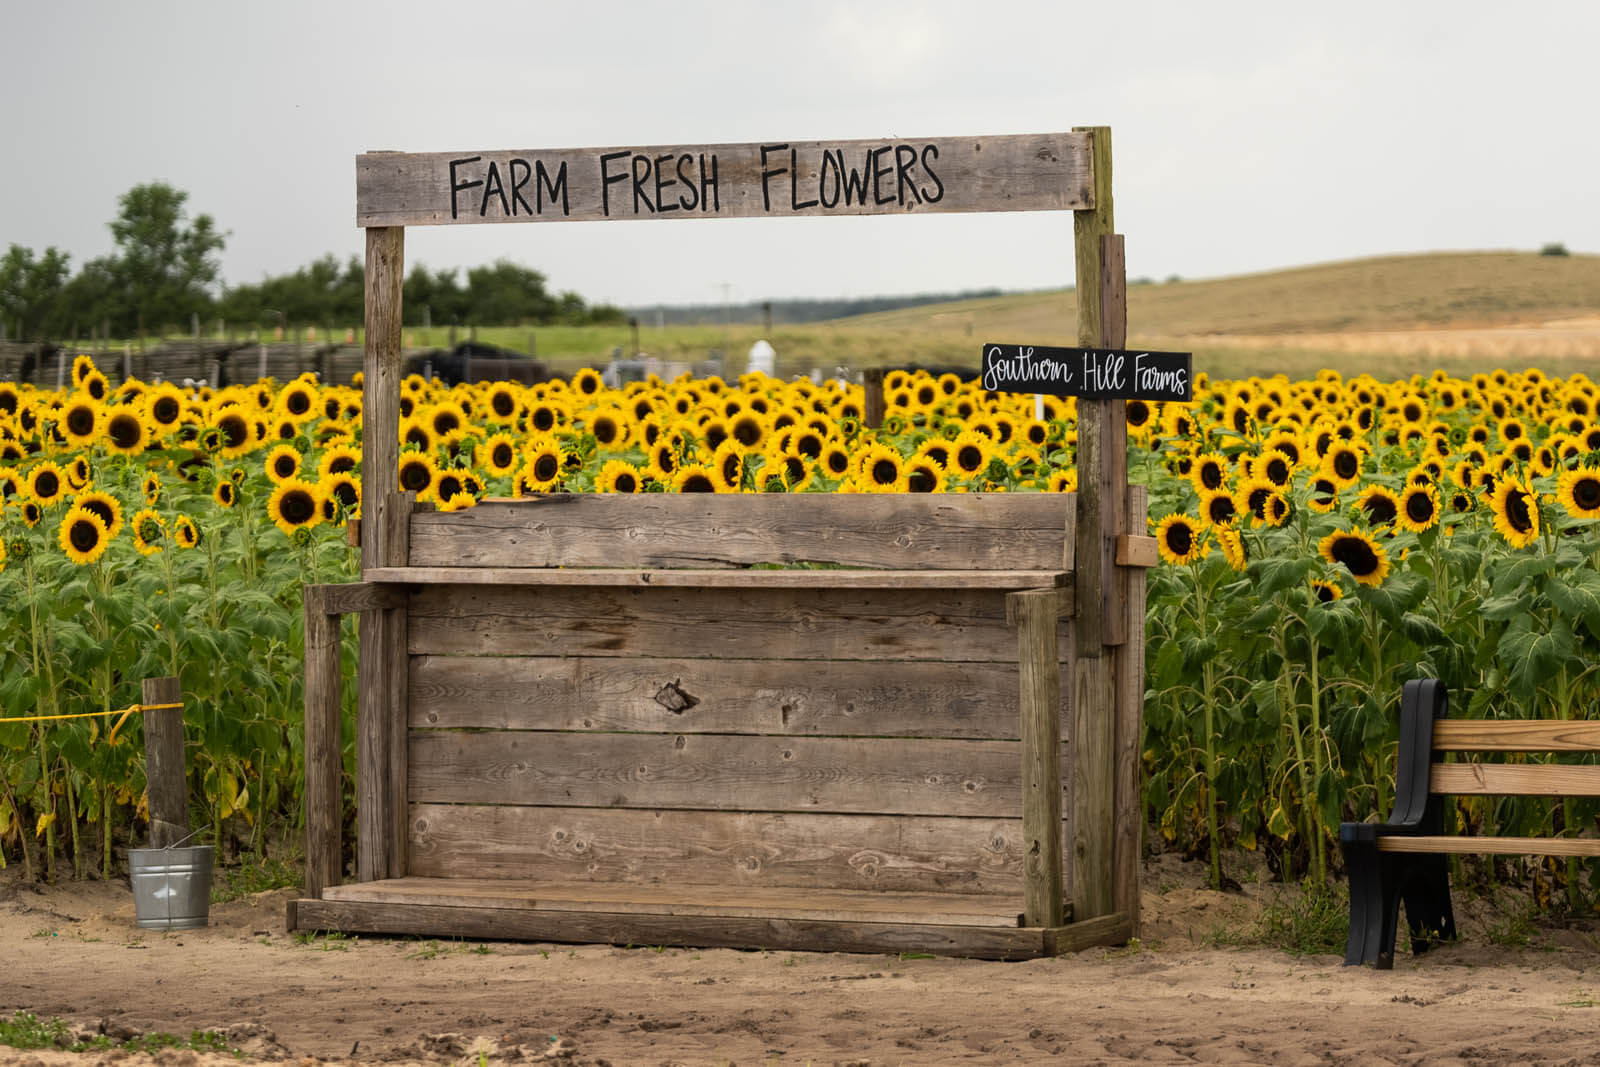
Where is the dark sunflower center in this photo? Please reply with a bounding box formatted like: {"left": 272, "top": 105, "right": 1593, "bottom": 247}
{"left": 281, "top": 490, "right": 316, "bottom": 524}
{"left": 1362, "top": 495, "right": 1397, "bottom": 526}
{"left": 533, "top": 454, "right": 560, "bottom": 482}
{"left": 721, "top": 454, "right": 742, "bottom": 484}
{"left": 1574, "top": 477, "right": 1600, "bottom": 511}
{"left": 437, "top": 474, "right": 463, "bottom": 500}
{"left": 871, "top": 459, "right": 899, "bottom": 485}
{"left": 150, "top": 396, "right": 179, "bottom": 424}
{"left": 66, "top": 407, "right": 96, "bottom": 436}
{"left": 532, "top": 408, "right": 555, "bottom": 432}
{"left": 329, "top": 455, "right": 355, "bottom": 474}
{"left": 1199, "top": 463, "right": 1224, "bottom": 490}
{"left": 332, "top": 482, "right": 358, "bottom": 509}
{"left": 34, "top": 471, "right": 59, "bottom": 498}
{"left": 680, "top": 473, "right": 714, "bottom": 493}
{"left": 1313, "top": 583, "right": 1337, "bottom": 604}
{"left": 1247, "top": 487, "right": 1271, "bottom": 517}
{"left": 1331, "top": 536, "right": 1379, "bottom": 576}
{"left": 1207, "top": 496, "right": 1236, "bottom": 525}
{"left": 433, "top": 412, "right": 460, "bottom": 436}
{"left": 1126, "top": 401, "right": 1150, "bottom": 427}
{"left": 1506, "top": 488, "right": 1535, "bottom": 533}
{"left": 1406, "top": 494, "right": 1436, "bottom": 523}
{"left": 917, "top": 386, "right": 936, "bottom": 405}
{"left": 219, "top": 415, "right": 248, "bottom": 448}
{"left": 493, "top": 393, "right": 516, "bottom": 418}
{"left": 826, "top": 452, "right": 849, "bottom": 475}
{"left": 399, "top": 462, "right": 431, "bottom": 491}
{"left": 957, "top": 445, "right": 984, "bottom": 472}
{"left": 1266, "top": 458, "right": 1290, "bottom": 484}
{"left": 1165, "top": 523, "right": 1193, "bottom": 556}
{"left": 273, "top": 456, "right": 297, "bottom": 479}
{"left": 287, "top": 391, "right": 311, "bottom": 415}
{"left": 492, "top": 443, "right": 515, "bottom": 468}
{"left": 1333, "top": 451, "right": 1359, "bottom": 480}
{"left": 81, "top": 499, "right": 114, "bottom": 526}
{"left": 733, "top": 418, "right": 762, "bottom": 447}
{"left": 69, "top": 518, "right": 100, "bottom": 552}
{"left": 594, "top": 418, "right": 619, "bottom": 445}
{"left": 704, "top": 425, "right": 729, "bottom": 451}
{"left": 107, "top": 414, "right": 141, "bottom": 448}
{"left": 87, "top": 378, "right": 106, "bottom": 400}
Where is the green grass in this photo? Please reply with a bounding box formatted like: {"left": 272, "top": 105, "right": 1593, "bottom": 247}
{"left": 1204, "top": 880, "right": 1350, "bottom": 957}
{"left": 0, "top": 1011, "right": 237, "bottom": 1056}
{"left": 210, "top": 852, "right": 300, "bottom": 904}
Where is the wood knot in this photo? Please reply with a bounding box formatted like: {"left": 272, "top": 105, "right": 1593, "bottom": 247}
{"left": 654, "top": 680, "right": 699, "bottom": 714}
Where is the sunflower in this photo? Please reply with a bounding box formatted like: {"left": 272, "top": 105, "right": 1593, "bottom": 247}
{"left": 1309, "top": 579, "right": 1343, "bottom": 604}
{"left": 72, "top": 354, "right": 97, "bottom": 386}
{"left": 571, "top": 367, "right": 604, "bottom": 399}
{"left": 819, "top": 442, "right": 853, "bottom": 481}
{"left": 1396, "top": 484, "right": 1441, "bottom": 533}
{"left": 396, "top": 451, "right": 439, "bottom": 496}
{"left": 58, "top": 507, "right": 111, "bottom": 565}
{"left": 477, "top": 432, "right": 520, "bottom": 477}
{"left": 948, "top": 430, "right": 993, "bottom": 480}
{"left": 211, "top": 405, "right": 257, "bottom": 459}
{"left": 595, "top": 459, "right": 644, "bottom": 494}
{"left": 267, "top": 478, "right": 324, "bottom": 537}
{"left": 857, "top": 443, "right": 908, "bottom": 492}
{"left": 1319, "top": 529, "right": 1391, "bottom": 587}
{"left": 1216, "top": 524, "right": 1247, "bottom": 571}
{"left": 317, "top": 443, "right": 360, "bottom": 479}
{"left": 1489, "top": 479, "right": 1540, "bottom": 548}
{"left": 587, "top": 406, "right": 631, "bottom": 451}
{"left": 58, "top": 395, "right": 104, "bottom": 449}
{"left": 522, "top": 438, "right": 566, "bottom": 491}
{"left": 276, "top": 380, "right": 319, "bottom": 423}
{"left": 710, "top": 441, "right": 749, "bottom": 492}
{"left": 1047, "top": 468, "right": 1078, "bottom": 493}
{"left": 1256, "top": 448, "right": 1295, "bottom": 488}
{"left": 1190, "top": 452, "right": 1230, "bottom": 494}
{"left": 213, "top": 480, "right": 237, "bottom": 509}
{"left": 433, "top": 469, "right": 466, "bottom": 505}
{"left": 143, "top": 384, "right": 187, "bottom": 437}
{"left": 483, "top": 383, "right": 524, "bottom": 424}
{"left": 73, "top": 491, "right": 124, "bottom": 539}
{"left": 1557, "top": 467, "right": 1600, "bottom": 520}
{"left": 1322, "top": 443, "right": 1365, "bottom": 488}
{"left": 671, "top": 464, "right": 718, "bottom": 493}
{"left": 25, "top": 461, "right": 67, "bottom": 507}
{"left": 1155, "top": 514, "right": 1206, "bottom": 565}
{"left": 19, "top": 501, "right": 41, "bottom": 528}
{"left": 130, "top": 508, "right": 165, "bottom": 556}
{"left": 265, "top": 444, "right": 303, "bottom": 484}
{"left": 1306, "top": 476, "right": 1340, "bottom": 514}
{"left": 100, "top": 406, "right": 147, "bottom": 456}
{"left": 81, "top": 369, "right": 109, "bottom": 402}
{"left": 728, "top": 411, "right": 767, "bottom": 450}
{"left": 66, "top": 456, "right": 91, "bottom": 490}
{"left": 322, "top": 473, "right": 361, "bottom": 521}
{"left": 436, "top": 491, "right": 478, "bottom": 512}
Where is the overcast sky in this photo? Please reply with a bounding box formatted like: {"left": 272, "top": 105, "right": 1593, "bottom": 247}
{"left": 4, "top": 2, "right": 1596, "bottom": 310}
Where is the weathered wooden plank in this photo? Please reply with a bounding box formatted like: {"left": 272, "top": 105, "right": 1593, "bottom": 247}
{"left": 1113, "top": 485, "right": 1149, "bottom": 933}
{"left": 356, "top": 611, "right": 395, "bottom": 883}
{"left": 406, "top": 585, "right": 1065, "bottom": 663}
{"left": 367, "top": 566, "right": 1070, "bottom": 590}
{"left": 303, "top": 605, "right": 343, "bottom": 898}
{"left": 356, "top": 133, "right": 1093, "bottom": 228}
{"left": 1014, "top": 591, "right": 1065, "bottom": 927}
{"left": 360, "top": 226, "right": 403, "bottom": 573}
{"left": 141, "top": 677, "right": 187, "bottom": 850}
{"left": 1432, "top": 720, "right": 1600, "bottom": 752}
{"left": 292, "top": 897, "right": 1051, "bottom": 959}
{"left": 406, "top": 495, "right": 1073, "bottom": 571}
{"left": 307, "top": 581, "right": 405, "bottom": 616}
{"left": 1046, "top": 912, "right": 1134, "bottom": 955}
{"left": 1114, "top": 534, "right": 1158, "bottom": 569}
{"left": 1431, "top": 763, "right": 1600, "bottom": 797}
{"left": 320, "top": 876, "right": 1023, "bottom": 928}
{"left": 1376, "top": 835, "right": 1600, "bottom": 856}
{"left": 409, "top": 732, "right": 1021, "bottom": 818}
{"left": 410, "top": 654, "right": 1062, "bottom": 740}
{"left": 407, "top": 803, "right": 1025, "bottom": 895}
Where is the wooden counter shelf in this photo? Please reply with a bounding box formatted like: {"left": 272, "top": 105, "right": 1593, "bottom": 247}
{"left": 361, "top": 566, "right": 1073, "bottom": 592}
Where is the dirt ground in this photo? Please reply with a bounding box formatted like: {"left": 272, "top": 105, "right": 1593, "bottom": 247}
{"left": 6, "top": 856, "right": 1600, "bottom": 1066}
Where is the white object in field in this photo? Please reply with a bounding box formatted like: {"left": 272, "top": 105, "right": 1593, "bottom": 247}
{"left": 747, "top": 339, "right": 776, "bottom": 376}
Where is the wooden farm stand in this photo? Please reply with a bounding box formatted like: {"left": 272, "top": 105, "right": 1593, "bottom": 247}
{"left": 289, "top": 128, "right": 1156, "bottom": 958}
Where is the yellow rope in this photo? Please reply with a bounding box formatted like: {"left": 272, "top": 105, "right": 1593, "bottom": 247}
{"left": 0, "top": 702, "right": 184, "bottom": 747}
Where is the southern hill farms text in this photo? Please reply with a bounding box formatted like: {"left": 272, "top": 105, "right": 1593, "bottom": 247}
{"left": 355, "top": 133, "right": 1094, "bottom": 227}
{"left": 981, "top": 344, "right": 1193, "bottom": 402}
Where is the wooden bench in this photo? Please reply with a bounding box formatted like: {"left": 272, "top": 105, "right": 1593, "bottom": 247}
{"left": 288, "top": 490, "right": 1149, "bottom": 959}
{"left": 1341, "top": 678, "right": 1600, "bottom": 967}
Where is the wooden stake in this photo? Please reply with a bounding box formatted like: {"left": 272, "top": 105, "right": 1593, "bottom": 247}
{"left": 1012, "top": 589, "right": 1065, "bottom": 927}
{"left": 862, "top": 367, "right": 885, "bottom": 429}
{"left": 141, "top": 677, "right": 188, "bottom": 849}
{"left": 303, "top": 589, "right": 343, "bottom": 897}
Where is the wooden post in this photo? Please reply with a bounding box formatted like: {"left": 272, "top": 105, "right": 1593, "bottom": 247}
{"left": 303, "top": 588, "right": 343, "bottom": 897}
{"left": 862, "top": 367, "right": 886, "bottom": 429}
{"left": 1070, "top": 125, "right": 1126, "bottom": 923}
{"left": 1114, "top": 484, "right": 1150, "bottom": 932}
{"left": 141, "top": 676, "right": 188, "bottom": 849}
{"left": 1011, "top": 589, "right": 1065, "bottom": 927}
{"left": 357, "top": 222, "right": 408, "bottom": 883}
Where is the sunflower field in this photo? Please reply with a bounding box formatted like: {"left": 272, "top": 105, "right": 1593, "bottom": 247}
{"left": 2, "top": 355, "right": 1599, "bottom": 907}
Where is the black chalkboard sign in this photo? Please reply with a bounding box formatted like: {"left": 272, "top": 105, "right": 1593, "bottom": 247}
{"left": 981, "top": 344, "right": 1192, "bottom": 401}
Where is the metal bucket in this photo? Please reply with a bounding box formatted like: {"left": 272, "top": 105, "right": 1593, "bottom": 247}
{"left": 129, "top": 844, "right": 214, "bottom": 930}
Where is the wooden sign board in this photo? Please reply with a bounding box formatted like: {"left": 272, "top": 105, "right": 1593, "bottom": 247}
{"left": 981, "top": 343, "right": 1192, "bottom": 402}
{"left": 356, "top": 133, "right": 1093, "bottom": 227}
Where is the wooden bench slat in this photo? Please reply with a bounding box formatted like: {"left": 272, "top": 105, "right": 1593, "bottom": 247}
{"left": 320, "top": 876, "right": 1025, "bottom": 927}
{"left": 1376, "top": 835, "right": 1600, "bottom": 857}
{"left": 1432, "top": 720, "right": 1600, "bottom": 752}
{"left": 366, "top": 565, "right": 1071, "bottom": 591}
{"left": 1431, "top": 763, "right": 1600, "bottom": 797}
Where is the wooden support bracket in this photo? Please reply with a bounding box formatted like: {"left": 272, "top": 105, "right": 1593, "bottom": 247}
{"left": 1005, "top": 586, "right": 1076, "bottom": 626}
{"left": 1115, "top": 534, "right": 1158, "bottom": 568}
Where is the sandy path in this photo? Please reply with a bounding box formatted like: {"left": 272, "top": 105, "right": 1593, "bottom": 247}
{"left": 5, "top": 866, "right": 1600, "bottom": 1065}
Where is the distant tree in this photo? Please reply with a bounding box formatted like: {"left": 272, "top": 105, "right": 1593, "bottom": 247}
{"left": 403, "top": 264, "right": 470, "bottom": 327}
{"left": 0, "top": 244, "right": 72, "bottom": 341}
{"left": 109, "top": 182, "right": 225, "bottom": 336}
{"left": 464, "top": 259, "right": 558, "bottom": 324}
{"left": 1540, "top": 242, "right": 1570, "bottom": 257}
